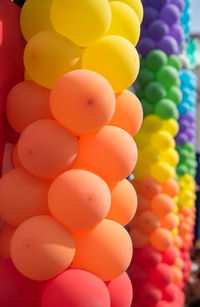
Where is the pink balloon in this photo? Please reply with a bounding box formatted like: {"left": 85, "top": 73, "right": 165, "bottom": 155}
{"left": 149, "top": 264, "right": 173, "bottom": 288}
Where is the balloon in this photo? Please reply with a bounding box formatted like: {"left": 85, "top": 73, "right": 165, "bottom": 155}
{"left": 50, "top": 69, "right": 115, "bottom": 135}
{"left": 154, "top": 99, "right": 179, "bottom": 120}
{"left": 139, "top": 177, "right": 162, "bottom": 199}
{"left": 160, "top": 4, "right": 180, "bottom": 26}
{"left": 48, "top": 169, "right": 111, "bottom": 231}
{"left": 106, "top": 272, "right": 133, "bottom": 307}
{"left": 151, "top": 131, "right": 175, "bottom": 152}
{"left": 138, "top": 283, "right": 162, "bottom": 306}
{"left": 106, "top": 179, "right": 137, "bottom": 226}
{"left": 148, "top": 20, "right": 169, "bottom": 40}
{"left": 140, "top": 147, "right": 160, "bottom": 165}
{"left": 156, "top": 66, "right": 179, "bottom": 88}
{"left": 0, "top": 259, "right": 44, "bottom": 307}
{"left": 151, "top": 162, "right": 175, "bottom": 182}
{"left": 129, "top": 227, "right": 149, "bottom": 248}
{"left": 11, "top": 215, "right": 75, "bottom": 281}
{"left": 138, "top": 211, "right": 160, "bottom": 233}
{"left": 162, "top": 283, "right": 176, "bottom": 302}
{"left": 138, "top": 37, "right": 156, "bottom": 57}
{"left": 162, "top": 247, "right": 177, "bottom": 265}
{"left": 145, "top": 50, "right": 168, "bottom": 71}
{"left": 17, "top": 119, "right": 79, "bottom": 179}
{"left": 51, "top": 0, "right": 111, "bottom": 47}
{"left": 73, "top": 126, "right": 138, "bottom": 184}
{"left": 167, "top": 55, "right": 181, "bottom": 70}
{"left": 109, "top": 0, "right": 144, "bottom": 24}
{"left": 145, "top": 81, "right": 166, "bottom": 103}
{"left": 136, "top": 194, "right": 150, "bottom": 213}
{"left": 150, "top": 193, "right": 174, "bottom": 216}
{"left": 162, "top": 119, "right": 179, "bottom": 137}
{"left": 166, "top": 86, "right": 182, "bottom": 105}
{"left": 137, "top": 245, "right": 162, "bottom": 270}
{"left": 109, "top": 90, "right": 143, "bottom": 137}
{"left": 82, "top": 35, "right": 139, "bottom": 92}
{"left": 0, "top": 224, "right": 15, "bottom": 259}
{"left": 172, "top": 267, "right": 183, "bottom": 284}
{"left": 161, "top": 213, "right": 177, "bottom": 230}
{"left": 143, "top": 7, "right": 158, "bottom": 27}
{"left": 150, "top": 228, "right": 173, "bottom": 251}
{"left": 24, "top": 31, "right": 82, "bottom": 89}
{"left": 149, "top": 0, "right": 170, "bottom": 9}
{"left": 170, "top": 24, "right": 183, "bottom": 43}
{"left": 12, "top": 143, "right": 23, "bottom": 169}
{"left": 138, "top": 68, "right": 155, "bottom": 87}
{"left": 107, "top": 1, "right": 140, "bottom": 46}
{"left": 162, "top": 179, "right": 179, "bottom": 197}
{"left": 20, "top": 0, "right": 53, "bottom": 41}
{"left": 6, "top": 81, "right": 52, "bottom": 133}
{"left": 161, "top": 148, "right": 179, "bottom": 166}
{"left": 41, "top": 268, "right": 110, "bottom": 307}
{"left": 0, "top": 168, "right": 50, "bottom": 226}
{"left": 157, "top": 36, "right": 178, "bottom": 55}
{"left": 150, "top": 264, "right": 173, "bottom": 288}
{"left": 142, "top": 114, "right": 163, "bottom": 133}
{"left": 72, "top": 219, "right": 132, "bottom": 281}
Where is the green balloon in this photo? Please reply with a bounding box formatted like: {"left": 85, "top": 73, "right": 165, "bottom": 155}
{"left": 166, "top": 86, "right": 182, "bottom": 105}
{"left": 145, "top": 50, "right": 168, "bottom": 71}
{"left": 154, "top": 98, "right": 179, "bottom": 120}
{"left": 144, "top": 81, "right": 166, "bottom": 103}
{"left": 136, "top": 88, "right": 145, "bottom": 99}
{"left": 183, "top": 142, "right": 195, "bottom": 153}
{"left": 156, "top": 65, "right": 179, "bottom": 88}
{"left": 140, "top": 99, "right": 154, "bottom": 117}
{"left": 179, "top": 149, "right": 189, "bottom": 162}
{"left": 138, "top": 68, "right": 155, "bottom": 88}
{"left": 168, "top": 55, "right": 181, "bottom": 71}
{"left": 176, "top": 164, "right": 188, "bottom": 176}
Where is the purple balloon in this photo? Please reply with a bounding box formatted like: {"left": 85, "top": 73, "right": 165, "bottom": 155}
{"left": 143, "top": 6, "right": 158, "bottom": 28}
{"left": 186, "top": 129, "right": 196, "bottom": 138}
{"left": 170, "top": 0, "right": 185, "bottom": 11}
{"left": 179, "top": 120, "right": 189, "bottom": 131}
{"left": 160, "top": 4, "right": 180, "bottom": 26}
{"left": 175, "top": 133, "right": 189, "bottom": 145}
{"left": 149, "top": 0, "right": 170, "bottom": 9}
{"left": 137, "top": 37, "right": 156, "bottom": 57}
{"left": 184, "top": 113, "right": 195, "bottom": 121}
{"left": 170, "top": 24, "right": 183, "bottom": 43}
{"left": 148, "top": 20, "right": 169, "bottom": 40}
{"left": 157, "top": 35, "right": 178, "bottom": 55}
{"left": 190, "top": 137, "right": 196, "bottom": 145}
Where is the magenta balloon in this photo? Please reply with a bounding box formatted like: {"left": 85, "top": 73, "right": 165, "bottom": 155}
{"left": 148, "top": 20, "right": 169, "bottom": 40}
{"left": 157, "top": 36, "right": 178, "bottom": 55}
{"left": 160, "top": 4, "right": 180, "bottom": 26}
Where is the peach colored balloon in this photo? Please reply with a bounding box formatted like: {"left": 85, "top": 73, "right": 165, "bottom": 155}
{"left": 72, "top": 219, "right": 132, "bottom": 281}
{"left": 0, "top": 224, "right": 15, "bottom": 259}
{"left": 73, "top": 126, "right": 137, "bottom": 184}
{"left": 150, "top": 194, "right": 174, "bottom": 217}
{"left": 150, "top": 228, "right": 173, "bottom": 251}
{"left": 139, "top": 178, "right": 162, "bottom": 200}
{"left": 12, "top": 143, "right": 24, "bottom": 169}
{"left": 106, "top": 179, "right": 137, "bottom": 226}
{"left": 161, "top": 213, "right": 177, "bottom": 230}
{"left": 137, "top": 211, "right": 160, "bottom": 233}
{"left": 129, "top": 227, "right": 149, "bottom": 248}
{"left": 162, "top": 179, "right": 179, "bottom": 197}
{"left": 6, "top": 81, "right": 52, "bottom": 133}
{"left": 109, "top": 90, "right": 143, "bottom": 137}
{"left": 0, "top": 168, "right": 50, "bottom": 226}
{"left": 18, "top": 119, "right": 79, "bottom": 179}
{"left": 48, "top": 169, "right": 111, "bottom": 231}
{"left": 11, "top": 216, "right": 75, "bottom": 281}
{"left": 50, "top": 70, "right": 116, "bottom": 136}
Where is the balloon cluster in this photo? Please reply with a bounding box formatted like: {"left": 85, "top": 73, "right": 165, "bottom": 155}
{"left": 134, "top": 115, "right": 179, "bottom": 182}
{"left": 137, "top": 49, "right": 182, "bottom": 119}
{"left": 0, "top": 0, "right": 144, "bottom": 306}
{"left": 128, "top": 177, "right": 185, "bottom": 306}
{"left": 176, "top": 143, "right": 197, "bottom": 177}
{"left": 180, "top": 0, "right": 191, "bottom": 41}
{"left": 138, "top": 0, "right": 184, "bottom": 57}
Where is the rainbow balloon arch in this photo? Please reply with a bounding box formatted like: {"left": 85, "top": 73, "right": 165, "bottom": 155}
{"left": 0, "top": 0, "right": 198, "bottom": 306}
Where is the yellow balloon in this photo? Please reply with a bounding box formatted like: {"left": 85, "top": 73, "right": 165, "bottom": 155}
{"left": 51, "top": 0, "right": 111, "bottom": 47}
{"left": 109, "top": 0, "right": 143, "bottom": 24}
{"left": 162, "top": 119, "right": 179, "bottom": 137}
{"left": 134, "top": 132, "right": 150, "bottom": 150}
{"left": 140, "top": 147, "right": 160, "bottom": 165}
{"left": 82, "top": 35, "right": 139, "bottom": 92}
{"left": 24, "top": 31, "right": 82, "bottom": 89}
{"left": 161, "top": 148, "right": 179, "bottom": 166}
{"left": 133, "top": 162, "right": 150, "bottom": 181}
{"left": 20, "top": 0, "right": 53, "bottom": 41}
{"left": 151, "top": 131, "right": 175, "bottom": 152}
{"left": 107, "top": 1, "right": 140, "bottom": 46}
{"left": 150, "top": 162, "right": 175, "bottom": 182}
{"left": 172, "top": 204, "right": 178, "bottom": 214}
{"left": 141, "top": 115, "right": 162, "bottom": 133}
{"left": 172, "top": 228, "right": 178, "bottom": 237}
{"left": 24, "top": 70, "right": 31, "bottom": 81}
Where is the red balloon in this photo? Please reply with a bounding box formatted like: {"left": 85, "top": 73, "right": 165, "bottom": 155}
{"left": 137, "top": 245, "right": 162, "bottom": 270}
{"left": 41, "top": 268, "right": 110, "bottom": 307}
{"left": 128, "top": 263, "right": 148, "bottom": 285}
{"left": 0, "top": 259, "right": 44, "bottom": 307}
{"left": 162, "top": 284, "right": 176, "bottom": 302}
{"left": 106, "top": 272, "right": 133, "bottom": 307}
{"left": 156, "top": 301, "right": 171, "bottom": 307}
{"left": 138, "top": 283, "right": 162, "bottom": 306}
{"left": 162, "top": 247, "right": 176, "bottom": 265}
{"left": 149, "top": 263, "right": 173, "bottom": 288}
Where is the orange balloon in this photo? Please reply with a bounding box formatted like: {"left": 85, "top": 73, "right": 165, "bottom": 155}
{"left": 161, "top": 213, "right": 177, "bottom": 230}
{"left": 6, "top": 81, "right": 52, "bottom": 133}
{"left": 72, "top": 219, "right": 132, "bottom": 281}
{"left": 73, "top": 126, "right": 137, "bottom": 184}
{"left": 106, "top": 179, "right": 137, "bottom": 226}
{"left": 11, "top": 215, "right": 76, "bottom": 281}
{"left": 12, "top": 143, "right": 24, "bottom": 169}
{"left": 150, "top": 228, "right": 173, "bottom": 251}
{"left": 136, "top": 194, "right": 150, "bottom": 213}
{"left": 174, "top": 258, "right": 183, "bottom": 270}
{"left": 139, "top": 178, "right": 162, "bottom": 200}
{"left": 162, "top": 179, "right": 179, "bottom": 197}
{"left": 129, "top": 227, "right": 149, "bottom": 248}
{"left": 137, "top": 211, "right": 160, "bottom": 233}
{"left": 0, "top": 168, "right": 50, "bottom": 226}
{"left": 18, "top": 119, "right": 79, "bottom": 179}
{"left": 150, "top": 194, "right": 174, "bottom": 217}
{"left": 50, "top": 69, "right": 116, "bottom": 136}
{"left": 172, "top": 267, "right": 183, "bottom": 284}
{"left": 108, "top": 90, "right": 143, "bottom": 137}
{"left": 48, "top": 169, "right": 111, "bottom": 231}
{"left": 0, "top": 224, "right": 16, "bottom": 259}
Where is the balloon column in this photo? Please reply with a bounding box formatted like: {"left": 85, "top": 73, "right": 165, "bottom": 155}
{"left": 180, "top": 0, "right": 191, "bottom": 41}
{"left": 0, "top": 0, "right": 144, "bottom": 306}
